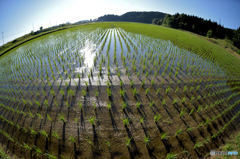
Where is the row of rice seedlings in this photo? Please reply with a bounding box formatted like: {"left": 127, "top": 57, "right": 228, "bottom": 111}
{"left": 121, "top": 84, "right": 239, "bottom": 156}
{"left": 0, "top": 119, "right": 57, "bottom": 159}
{"left": 192, "top": 105, "right": 240, "bottom": 156}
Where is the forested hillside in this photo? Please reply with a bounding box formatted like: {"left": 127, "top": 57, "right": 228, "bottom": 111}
{"left": 97, "top": 11, "right": 167, "bottom": 24}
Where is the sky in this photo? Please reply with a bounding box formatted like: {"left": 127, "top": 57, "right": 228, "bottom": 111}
{"left": 0, "top": 0, "right": 240, "bottom": 45}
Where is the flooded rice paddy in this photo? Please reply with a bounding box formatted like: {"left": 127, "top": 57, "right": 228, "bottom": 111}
{"left": 0, "top": 27, "right": 240, "bottom": 159}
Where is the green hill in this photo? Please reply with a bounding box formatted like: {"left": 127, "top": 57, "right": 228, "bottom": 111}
{"left": 97, "top": 11, "right": 167, "bottom": 24}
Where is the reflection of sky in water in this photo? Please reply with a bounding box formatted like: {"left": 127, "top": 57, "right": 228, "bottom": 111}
{"left": 74, "top": 39, "right": 97, "bottom": 74}
{"left": 81, "top": 39, "right": 96, "bottom": 68}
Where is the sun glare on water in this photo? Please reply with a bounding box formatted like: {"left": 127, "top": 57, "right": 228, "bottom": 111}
{"left": 75, "top": 39, "right": 97, "bottom": 74}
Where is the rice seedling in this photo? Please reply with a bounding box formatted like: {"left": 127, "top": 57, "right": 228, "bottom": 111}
{"left": 120, "top": 80, "right": 124, "bottom": 87}
{"left": 45, "top": 153, "right": 57, "bottom": 159}
{"left": 132, "top": 88, "right": 138, "bottom": 97}
{"left": 194, "top": 142, "right": 204, "bottom": 149}
{"left": 123, "top": 118, "right": 129, "bottom": 126}
{"left": 136, "top": 101, "right": 141, "bottom": 109}
{"left": 166, "top": 153, "right": 178, "bottom": 159}
{"left": 156, "top": 88, "right": 161, "bottom": 95}
{"left": 189, "top": 108, "right": 195, "bottom": 116}
{"left": 144, "top": 136, "right": 150, "bottom": 145}
{"left": 175, "top": 129, "right": 183, "bottom": 137}
{"left": 149, "top": 100, "right": 155, "bottom": 107}
{"left": 145, "top": 88, "right": 150, "bottom": 96}
{"left": 130, "top": 80, "right": 134, "bottom": 88}
{"left": 34, "top": 147, "right": 43, "bottom": 157}
{"left": 40, "top": 130, "right": 48, "bottom": 138}
{"left": 82, "top": 89, "right": 87, "bottom": 97}
{"left": 141, "top": 79, "right": 145, "bottom": 88}
{"left": 165, "top": 86, "right": 171, "bottom": 94}
{"left": 162, "top": 99, "right": 167, "bottom": 106}
{"left": 161, "top": 133, "right": 169, "bottom": 140}
{"left": 139, "top": 117, "right": 144, "bottom": 124}
{"left": 52, "top": 131, "right": 60, "bottom": 140}
{"left": 122, "top": 101, "right": 127, "bottom": 110}
{"left": 154, "top": 114, "right": 161, "bottom": 123}
{"left": 172, "top": 98, "right": 178, "bottom": 105}
{"left": 107, "top": 102, "right": 112, "bottom": 110}
{"left": 179, "top": 109, "right": 185, "bottom": 118}
{"left": 125, "top": 137, "right": 131, "bottom": 147}
{"left": 119, "top": 88, "right": 125, "bottom": 98}
{"left": 78, "top": 102, "right": 83, "bottom": 110}
{"left": 58, "top": 114, "right": 66, "bottom": 123}
{"left": 89, "top": 116, "right": 96, "bottom": 126}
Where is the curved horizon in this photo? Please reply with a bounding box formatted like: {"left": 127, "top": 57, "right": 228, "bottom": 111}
{"left": 0, "top": 0, "right": 240, "bottom": 44}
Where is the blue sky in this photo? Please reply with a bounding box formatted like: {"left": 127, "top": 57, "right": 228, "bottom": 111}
{"left": 0, "top": 0, "right": 240, "bottom": 44}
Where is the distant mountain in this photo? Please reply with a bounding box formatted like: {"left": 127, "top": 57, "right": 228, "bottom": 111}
{"left": 73, "top": 20, "right": 90, "bottom": 25}
{"left": 97, "top": 11, "right": 168, "bottom": 24}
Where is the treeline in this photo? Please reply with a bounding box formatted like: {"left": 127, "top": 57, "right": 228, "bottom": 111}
{"left": 233, "top": 27, "right": 240, "bottom": 49}
{"left": 153, "top": 13, "right": 240, "bottom": 49}
{"left": 97, "top": 11, "right": 167, "bottom": 24}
